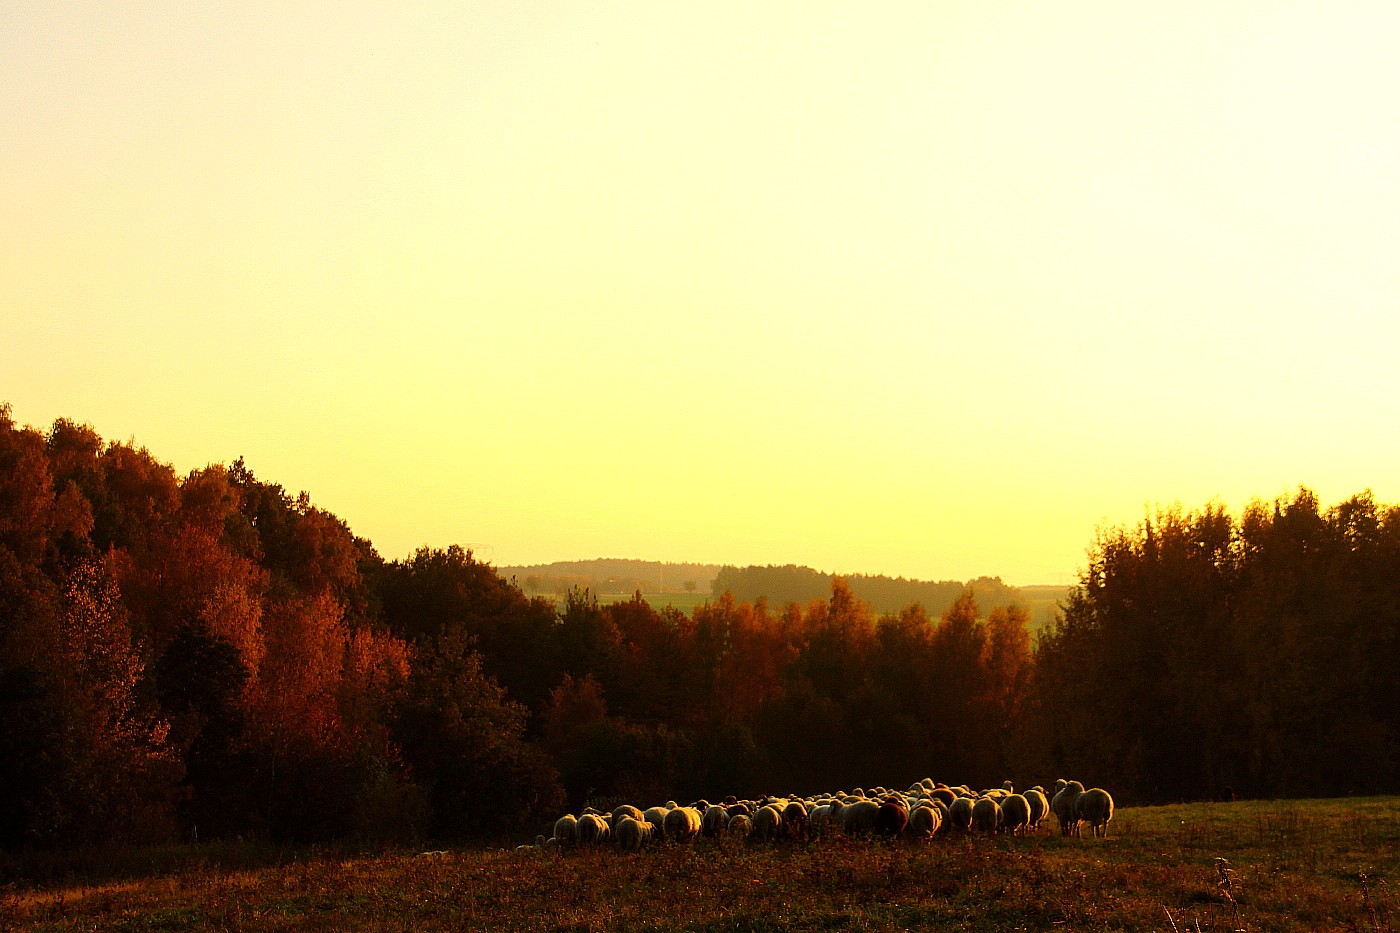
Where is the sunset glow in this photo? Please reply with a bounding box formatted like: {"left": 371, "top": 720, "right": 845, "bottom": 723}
{"left": 7, "top": 1, "right": 1400, "bottom": 585}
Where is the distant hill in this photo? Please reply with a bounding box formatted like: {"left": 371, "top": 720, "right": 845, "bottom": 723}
{"left": 495, "top": 559, "right": 724, "bottom": 598}
{"left": 1016, "top": 584, "right": 1074, "bottom": 636}
{"left": 494, "top": 559, "right": 1071, "bottom": 632}
{"left": 710, "top": 564, "right": 1070, "bottom": 630}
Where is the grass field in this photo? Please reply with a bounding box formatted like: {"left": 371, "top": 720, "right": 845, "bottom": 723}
{"left": 539, "top": 591, "right": 1068, "bottom": 630}
{"left": 529, "top": 591, "right": 716, "bottom": 614}
{"left": 5, "top": 796, "right": 1399, "bottom": 932}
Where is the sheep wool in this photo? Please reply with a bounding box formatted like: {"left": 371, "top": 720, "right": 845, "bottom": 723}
{"left": 999, "top": 794, "right": 1031, "bottom": 835}
{"left": 1075, "top": 788, "right": 1115, "bottom": 838}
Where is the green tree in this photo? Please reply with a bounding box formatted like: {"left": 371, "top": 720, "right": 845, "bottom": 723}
{"left": 376, "top": 545, "right": 559, "bottom": 716}
{"left": 150, "top": 622, "right": 251, "bottom": 836}
{"left": 388, "top": 630, "right": 562, "bottom": 838}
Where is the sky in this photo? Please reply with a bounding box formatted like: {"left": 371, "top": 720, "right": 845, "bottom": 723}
{"left": 5, "top": 1, "right": 1400, "bottom": 587}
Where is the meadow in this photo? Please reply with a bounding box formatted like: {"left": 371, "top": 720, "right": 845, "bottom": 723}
{"left": 531, "top": 590, "right": 715, "bottom": 615}
{"left": 5, "top": 796, "right": 1398, "bottom": 932}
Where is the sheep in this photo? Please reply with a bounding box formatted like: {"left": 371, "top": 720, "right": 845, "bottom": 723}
{"left": 947, "top": 796, "right": 975, "bottom": 833}
{"left": 514, "top": 833, "right": 548, "bottom": 854}
{"left": 576, "top": 812, "right": 610, "bottom": 847}
{"left": 553, "top": 814, "right": 578, "bottom": 848}
{"left": 907, "top": 804, "right": 941, "bottom": 841}
{"left": 1051, "top": 780, "right": 1085, "bottom": 837}
{"left": 875, "top": 796, "right": 909, "bottom": 838}
{"left": 702, "top": 804, "right": 729, "bottom": 838}
{"left": 840, "top": 800, "right": 879, "bottom": 837}
{"left": 971, "top": 795, "right": 1002, "bottom": 834}
{"left": 526, "top": 777, "right": 1096, "bottom": 852}
{"left": 930, "top": 799, "right": 951, "bottom": 834}
{"left": 782, "top": 800, "right": 810, "bottom": 841}
{"left": 612, "top": 804, "right": 645, "bottom": 825}
{"left": 613, "top": 815, "right": 653, "bottom": 851}
{"left": 643, "top": 806, "right": 669, "bottom": 839}
{"left": 1075, "top": 788, "right": 1115, "bottom": 838}
{"left": 1023, "top": 787, "right": 1050, "bottom": 832}
{"left": 999, "top": 793, "right": 1030, "bottom": 835}
{"left": 822, "top": 799, "right": 846, "bottom": 837}
{"left": 930, "top": 787, "right": 958, "bottom": 809}
{"left": 664, "top": 806, "right": 703, "bottom": 844}
{"left": 751, "top": 804, "right": 784, "bottom": 842}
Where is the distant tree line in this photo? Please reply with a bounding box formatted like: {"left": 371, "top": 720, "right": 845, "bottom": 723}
{"left": 3, "top": 404, "right": 1399, "bottom": 851}
{"left": 497, "top": 559, "right": 722, "bottom": 598}
{"left": 710, "top": 565, "right": 1025, "bottom": 618}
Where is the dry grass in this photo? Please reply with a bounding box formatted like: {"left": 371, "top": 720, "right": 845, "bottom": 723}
{"left": 4, "top": 796, "right": 1399, "bottom": 932}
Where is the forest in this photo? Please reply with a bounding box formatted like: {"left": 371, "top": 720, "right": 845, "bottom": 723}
{"left": 710, "top": 564, "right": 1026, "bottom": 618}
{"left": 3, "top": 403, "right": 1399, "bottom": 851}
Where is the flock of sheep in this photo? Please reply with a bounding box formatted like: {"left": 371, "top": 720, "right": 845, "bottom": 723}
{"left": 518, "top": 778, "right": 1114, "bottom": 853}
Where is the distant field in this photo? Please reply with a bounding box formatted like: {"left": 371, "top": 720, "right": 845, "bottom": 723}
{"left": 1020, "top": 595, "right": 1066, "bottom": 635}
{"left": 7, "top": 796, "right": 1399, "bottom": 931}
{"left": 528, "top": 591, "right": 715, "bottom": 614}
{"left": 601, "top": 591, "right": 713, "bottom": 614}
{"left": 539, "top": 589, "right": 1069, "bottom": 625}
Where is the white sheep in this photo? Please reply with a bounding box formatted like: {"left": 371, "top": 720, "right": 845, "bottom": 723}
{"left": 702, "top": 804, "right": 729, "bottom": 838}
{"left": 613, "top": 815, "right": 653, "bottom": 851}
{"left": 643, "top": 806, "right": 669, "bottom": 839}
{"left": 1075, "top": 788, "right": 1114, "bottom": 838}
{"left": 823, "top": 799, "right": 847, "bottom": 836}
{"left": 553, "top": 814, "right": 578, "bottom": 848}
{"left": 751, "top": 804, "right": 784, "bottom": 842}
{"left": 999, "top": 793, "right": 1030, "bottom": 835}
{"left": 612, "top": 804, "right": 645, "bottom": 825}
{"left": 971, "top": 795, "right": 1002, "bottom": 834}
{"left": 947, "top": 795, "right": 974, "bottom": 833}
{"left": 839, "top": 800, "right": 879, "bottom": 836}
{"left": 663, "top": 805, "right": 703, "bottom": 843}
{"left": 575, "top": 812, "right": 610, "bottom": 847}
{"left": 907, "top": 804, "right": 941, "bottom": 841}
{"left": 1023, "top": 787, "right": 1050, "bottom": 832}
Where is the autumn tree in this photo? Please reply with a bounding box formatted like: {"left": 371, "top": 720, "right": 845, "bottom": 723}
{"left": 32, "top": 560, "right": 179, "bottom": 844}
{"left": 927, "top": 590, "right": 991, "bottom": 782}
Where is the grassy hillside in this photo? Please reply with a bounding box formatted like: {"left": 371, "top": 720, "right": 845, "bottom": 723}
{"left": 496, "top": 558, "right": 1073, "bottom": 629}
{"left": 1018, "top": 584, "right": 1072, "bottom": 635}
{"left": 7, "top": 796, "right": 1398, "bottom": 931}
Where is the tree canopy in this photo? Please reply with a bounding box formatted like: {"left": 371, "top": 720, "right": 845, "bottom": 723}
{"left": 4, "top": 403, "right": 1398, "bottom": 849}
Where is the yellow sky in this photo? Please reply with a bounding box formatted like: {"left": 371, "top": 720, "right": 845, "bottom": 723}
{"left": 6, "top": 1, "right": 1400, "bottom": 585}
